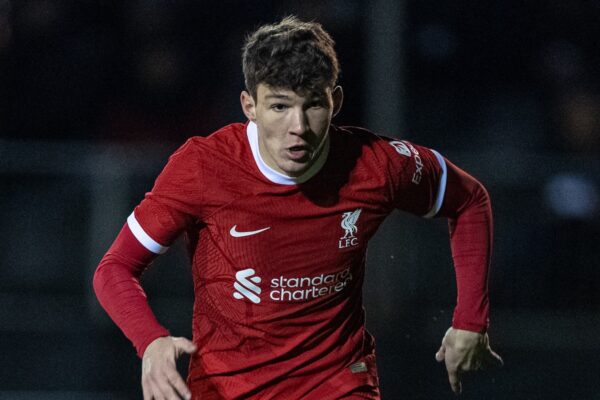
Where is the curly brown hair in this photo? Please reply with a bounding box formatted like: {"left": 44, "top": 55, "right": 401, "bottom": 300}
{"left": 242, "top": 16, "right": 340, "bottom": 99}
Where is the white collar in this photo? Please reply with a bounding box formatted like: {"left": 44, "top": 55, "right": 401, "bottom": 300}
{"left": 246, "top": 121, "right": 329, "bottom": 185}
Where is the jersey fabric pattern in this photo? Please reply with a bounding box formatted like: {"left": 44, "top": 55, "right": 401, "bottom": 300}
{"left": 131, "top": 122, "right": 445, "bottom": 399}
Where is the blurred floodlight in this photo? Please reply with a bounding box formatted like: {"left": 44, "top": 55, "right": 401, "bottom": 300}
{"left": 544, "top": 173, "right": 599, "bottom": 218}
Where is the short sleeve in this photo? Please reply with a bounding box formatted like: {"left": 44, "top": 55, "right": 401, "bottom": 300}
{"left": 376, "top": 138, "right": 447, "bottom": 217}
{"left": 131, "top": 139, "right": 202, "bottom": 252}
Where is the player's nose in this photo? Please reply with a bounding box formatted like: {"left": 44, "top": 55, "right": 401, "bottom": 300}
{"left": 289, "top": 108, "right": 309, "bottom": 136}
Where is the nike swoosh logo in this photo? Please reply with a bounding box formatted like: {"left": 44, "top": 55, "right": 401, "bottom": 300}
{"left": 229, "top": 225, "right": 270, "bottom": 238}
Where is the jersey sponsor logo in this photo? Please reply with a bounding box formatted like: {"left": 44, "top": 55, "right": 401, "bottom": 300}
{"left": 229, "top": 225, "right": 271, "bottom": 238}
{"left": 389, "top": 140, "right": 412, "bottom": 157}
{"left": 270, "top": 267, "right": 353, "bottom": 301}
{"left": 339, "top": 208, "right": 362, "bottom": 249}
{"left": 232, "top": 267, "right": 353, "bottom": 303}
{"left": 406, "top": 143, "right": 423, "bottom": 185}
{"left": 389, "top": 141, "right": 423, "bottom": 184}
{"left": 233, "top": 268, "right": 262, "bottom": 304}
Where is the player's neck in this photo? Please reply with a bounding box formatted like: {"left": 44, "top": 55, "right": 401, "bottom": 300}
{"left": 246, "top": 122, "right": 330, "bottom": 185}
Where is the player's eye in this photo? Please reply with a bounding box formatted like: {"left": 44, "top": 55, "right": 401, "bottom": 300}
{"left": 271, "top": 104, "right": 289, "bottom": 112}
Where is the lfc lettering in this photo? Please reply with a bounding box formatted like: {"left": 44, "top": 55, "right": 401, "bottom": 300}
{"left": 339, "top": 237, "right": 359, "bottom": 248}
{"left": 339, "top": 208, "right": 362, "bottom": 249}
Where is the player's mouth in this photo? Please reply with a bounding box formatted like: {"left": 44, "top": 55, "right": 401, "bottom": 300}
{"left": 287, "top": 145, "right": 311, "bottom": 161}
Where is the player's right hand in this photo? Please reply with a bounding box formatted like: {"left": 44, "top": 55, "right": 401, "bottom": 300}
{"left": 435, "top": 327, "right": 503, "bottom": 395}
{"left": 142, "top": 336, "right": 197, "bottom": 400}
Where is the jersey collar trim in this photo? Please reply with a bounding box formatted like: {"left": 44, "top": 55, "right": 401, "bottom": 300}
{"left": 246, "top": 121, "right": 329, "bottom": 185}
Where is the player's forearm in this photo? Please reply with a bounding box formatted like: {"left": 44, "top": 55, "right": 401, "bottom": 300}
{"left": 439, "top": 160, "right": 492, "bottom": 333}
{"left": 93, "top": 224, "right": 170, "bottom": 357}
{"left": 448, "top": 181, "right": 491, "bottom": 332}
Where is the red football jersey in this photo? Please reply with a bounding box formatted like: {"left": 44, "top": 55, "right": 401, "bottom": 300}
{"left": 127, "top": 121, "right": 449, "bottom": 399}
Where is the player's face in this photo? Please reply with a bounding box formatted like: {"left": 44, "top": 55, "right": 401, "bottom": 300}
{"left": 241, "top": 83, "right": 343, "bottom": 177}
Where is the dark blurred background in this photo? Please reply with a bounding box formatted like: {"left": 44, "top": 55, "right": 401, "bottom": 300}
{"left": 1, "top": 1, "right": 599, "bottom": 399}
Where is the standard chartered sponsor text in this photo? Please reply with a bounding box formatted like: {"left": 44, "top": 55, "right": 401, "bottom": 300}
{"left": 269, "top": 267, "right": 353, "bottom": 301}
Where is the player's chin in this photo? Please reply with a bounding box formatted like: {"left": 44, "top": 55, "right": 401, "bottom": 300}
{"left": 281, "top": 160, "right": 311, "bottom": 177}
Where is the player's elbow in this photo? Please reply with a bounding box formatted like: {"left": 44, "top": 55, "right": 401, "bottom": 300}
{"left": 92, "top": 253, "right": 125, "bottom": 303}
{"left": 455, "top": 179, "right": 492, "bottom": 225}
{"left": 92, "top": 257, "right": 110, "bottom": 302}
{"left": 472, "top": 179, "right": 491, "bottom": 209}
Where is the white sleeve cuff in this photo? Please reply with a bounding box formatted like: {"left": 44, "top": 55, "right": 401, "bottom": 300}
{"left": 423, "top": 150, "right": 447, "bottom": 218}
{"left": 127, "top": 212, "right": 169, "bottom": 254}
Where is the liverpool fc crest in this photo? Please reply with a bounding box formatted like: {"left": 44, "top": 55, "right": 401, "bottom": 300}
{"left": 339, "top": 208, "right": 362, "bottom": 248}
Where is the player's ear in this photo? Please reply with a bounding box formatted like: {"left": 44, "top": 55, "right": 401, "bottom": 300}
{"left": 240, "top": 91, "right": 257, "bottom": 122}
{"left": 332, "top": 85, "right": 343, "bottom": 118}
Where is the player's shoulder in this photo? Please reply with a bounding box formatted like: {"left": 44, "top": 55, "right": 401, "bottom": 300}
{"left": 331, "top": 126, "right": 444, "bottom": 185}
{"left": 333, "top": 125, "right": 411, "bottom": 160}
{"left": 152, "top": 123, "right": 251, "bottom": 196}
{"left": 185, "top": 122, "right": 247, "bottom": 149}
{"left": 333, "top": 125, "right": 380, "bottom": 143}
{"left": 334, "top": 125, "right": 401, "bottom": 149}
{"left": 171, "top": 122, "right": 248, "bottom": 162}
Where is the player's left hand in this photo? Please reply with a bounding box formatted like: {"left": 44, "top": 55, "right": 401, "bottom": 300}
{"left": 142, "top": 336, "right": 197, "bottom": 400}
{"left": 435, "top": 327, "right": 503, "bottom": 395}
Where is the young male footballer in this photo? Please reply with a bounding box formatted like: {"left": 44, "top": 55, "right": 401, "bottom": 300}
{"left": 94, "top": 16, "right": 502, "bottom": 400}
